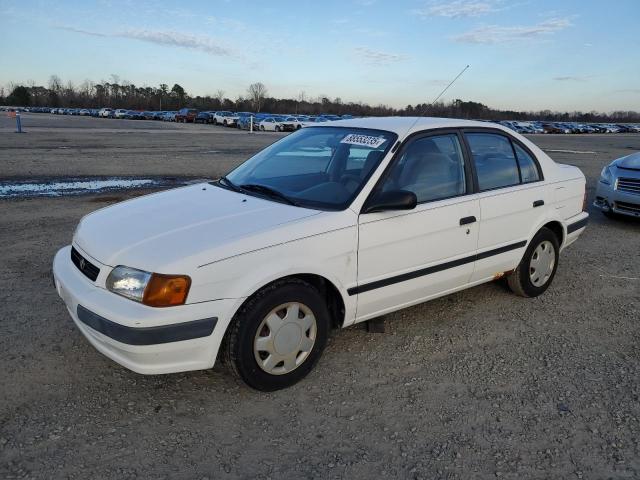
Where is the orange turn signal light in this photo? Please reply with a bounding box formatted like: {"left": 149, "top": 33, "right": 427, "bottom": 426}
{"left": 143, "top": 274, "right": 191, "bottom": 307}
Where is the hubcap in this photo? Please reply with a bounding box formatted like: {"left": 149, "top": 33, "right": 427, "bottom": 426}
{"left": 529, "top": 240, "right": 555, "bottom": 287}
{"left": 253, "top": 302, "right": 316, "bottom": 375}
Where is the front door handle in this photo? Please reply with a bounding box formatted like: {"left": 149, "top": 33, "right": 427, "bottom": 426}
{"left": 533, "top": 200, "right": 545, "bottom": 208}
{"left": 459, "top": 216, "right": 477, "bottom": 225}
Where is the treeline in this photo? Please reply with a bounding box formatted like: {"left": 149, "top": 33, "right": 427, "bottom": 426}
{"left": 2, "top": 75, "right": 639, "bottom": 123}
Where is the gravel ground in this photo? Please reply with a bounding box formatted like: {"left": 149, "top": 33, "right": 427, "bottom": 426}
{"left": 1, "top": 114, "right": 639, "bottom": 479}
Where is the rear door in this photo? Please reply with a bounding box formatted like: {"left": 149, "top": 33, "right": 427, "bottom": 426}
{"left": 461, "top": 130, "right": 547, "bottom": 282}
{"left": 355, "top": 130, "right": 480, "bottom": 320}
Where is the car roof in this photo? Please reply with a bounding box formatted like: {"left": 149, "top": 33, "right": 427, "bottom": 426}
{"left": 312, "top": 116, "right": 510, "bottom": 137}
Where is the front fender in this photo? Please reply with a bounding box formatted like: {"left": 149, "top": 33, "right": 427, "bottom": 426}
{"left": 187, "top": 225, "right": 359, "bottom": 326}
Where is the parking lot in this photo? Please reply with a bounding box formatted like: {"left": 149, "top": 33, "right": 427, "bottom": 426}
{"left": 1, "top": 113, "right": 639, "bottom": 479}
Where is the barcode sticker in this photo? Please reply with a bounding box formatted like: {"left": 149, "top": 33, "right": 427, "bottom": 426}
{"left": 340, "top": 134, "right": 387, "bottom": 149}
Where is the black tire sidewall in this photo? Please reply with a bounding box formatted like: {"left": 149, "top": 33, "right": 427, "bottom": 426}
{"left": 518, "top": 228, "right": 560, "bottom": 297}
{"left": 231, "top": 282, "right": 329, "bottom": 391}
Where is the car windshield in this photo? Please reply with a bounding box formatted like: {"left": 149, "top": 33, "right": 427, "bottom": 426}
{"left": 222, "top": 126, "right": 397, "bottom": 210}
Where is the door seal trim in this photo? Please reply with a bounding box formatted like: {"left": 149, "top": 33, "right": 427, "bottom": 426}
{"left": 348, "top": 240, "right": 527, "bottom": 296}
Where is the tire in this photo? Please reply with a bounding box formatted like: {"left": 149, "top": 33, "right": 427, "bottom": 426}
{"left": 224, "top": 278, "right": 330, "bottom": 391}
{"left": 275, "top": 126, "right": 281, "bottom": 132}
{"left": 507, "top": 227, "right": 560, "bottom": 297}
{"left": 260, "top": 125, "right": 265, "bottom": 131}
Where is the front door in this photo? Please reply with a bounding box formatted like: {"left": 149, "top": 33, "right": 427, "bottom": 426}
{"left": 354, "top": 131, "right": 480, "bottom": 321}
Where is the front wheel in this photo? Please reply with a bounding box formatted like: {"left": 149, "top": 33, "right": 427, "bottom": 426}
{"left": 224, "top": 279, "right": 330, "bottom": 391}
{"left": 507, "top": 227, "right": 560, "bottom": 297}
{"left": 275, "top": 125, "right": 281, "bottom": 132}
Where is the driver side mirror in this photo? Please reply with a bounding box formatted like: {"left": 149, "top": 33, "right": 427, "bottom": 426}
{"left": 362, "top": 190, "right": 417, "bottom": 214}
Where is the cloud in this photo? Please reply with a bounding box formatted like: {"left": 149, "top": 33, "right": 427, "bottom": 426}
{"left": 453, "top": 17, "right": 572, "bottom": 44}
{"left": 119, "top": 29, "right": 231, "bottom": 56}
{"left": 413, "top": 1, "right": 497, "bottom": 19}
{"left": 553, "top": 75, "right": 592, "bottom": 82}
{"left": 353, "top": 47, "right": 408, "bottom": 65}
{"left": 59, "top": 26, "right": 109, "bottom": 37}
{"left": 59, "top": 26, "right": 232, "bottom": 56}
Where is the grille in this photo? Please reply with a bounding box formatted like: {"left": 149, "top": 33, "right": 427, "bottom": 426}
{"left": 617, "top": 177, "right": 640, "bottom": 195}
{"left": 615, "top": 201, "right": 640, "bottom": 215}
{"left": 71, "top": 247, "right": 100, "bottom": 281}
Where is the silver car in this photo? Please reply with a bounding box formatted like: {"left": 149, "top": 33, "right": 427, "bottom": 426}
{"left": 594, "top": 152, "right": 640, "bottom": 218}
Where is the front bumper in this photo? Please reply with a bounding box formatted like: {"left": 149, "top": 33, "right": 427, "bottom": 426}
{"left": 594, "top": 180, "right": 640, "bottom": 218}
{"left": 52, "top": 246, "right": 236, "bottom": 374}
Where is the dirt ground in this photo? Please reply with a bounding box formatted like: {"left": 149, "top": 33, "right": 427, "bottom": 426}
{"left": 1, "top": 114, "right": 639, "bottom": 479}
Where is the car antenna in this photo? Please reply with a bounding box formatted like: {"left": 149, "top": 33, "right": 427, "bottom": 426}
{"left": 427, "top": 64, "right": 470, "bottom": 109}
{"left": 402, "top": 64, "right": 470, "bottom": 138}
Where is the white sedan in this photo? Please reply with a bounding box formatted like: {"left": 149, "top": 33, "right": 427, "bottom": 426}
{"left": 259, "top": 116, "right": 296, "bottom": 132}
{"left": 52, "top": 117, "right": 589, "bottom": 391}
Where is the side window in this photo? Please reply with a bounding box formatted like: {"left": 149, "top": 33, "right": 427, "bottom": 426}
{"left": 466, "top": 133, "right": 520, "bottom": 191}
{"left": 514, "top": 143, "right": 540, "bottom": 183}
{"left": 381, "top": 134, "right": 466, "bottom": 203}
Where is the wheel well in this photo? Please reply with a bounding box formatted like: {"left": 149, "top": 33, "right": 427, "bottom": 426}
{"left": 295, "top": 274, "right": 345, "bottom": 328}
{"left": 542, "top": 221, "right": 564, "bottom": 246}
{"left": 244, "top": 274, "right": 345, "bottom": 329}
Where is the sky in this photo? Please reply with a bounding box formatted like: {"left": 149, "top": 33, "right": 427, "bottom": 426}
{"left": 1, "top": 0, "right": 639, "bottom": 112}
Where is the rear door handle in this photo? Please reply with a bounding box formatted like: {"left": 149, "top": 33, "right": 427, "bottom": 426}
{"left": 459, "top": 216, "right": 477, "bottom": 225}
{"left": 533, "top": 200, "right": 545, "bottom": 208}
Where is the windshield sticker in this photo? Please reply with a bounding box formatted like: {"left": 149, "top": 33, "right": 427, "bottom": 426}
{"left": 340, "top": 134, "right": 387, "bottom": 149}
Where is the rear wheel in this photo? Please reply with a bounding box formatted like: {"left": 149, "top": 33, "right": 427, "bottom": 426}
{"left": 507, "top": 227, "right": 559, "bottom": 297}
{"left": 224, "top": 279, "right": 330, "bottom": 391}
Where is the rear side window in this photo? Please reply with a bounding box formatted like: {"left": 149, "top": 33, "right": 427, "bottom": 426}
{"left": 513, "top": 143, "right": 540, "bottom": 183}
{"left": 466, "top": 133, "right": 520, "bottom": 191}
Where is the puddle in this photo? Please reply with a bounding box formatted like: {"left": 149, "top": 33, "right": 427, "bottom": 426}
{"left": 0, "top": 177, "right": 201, "bottom": 198}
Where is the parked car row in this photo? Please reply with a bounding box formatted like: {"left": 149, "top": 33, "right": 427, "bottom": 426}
{"left": 498, "top": 120, "right": 640, "bottom": 134}
{"left": 4, "top": 106, "right": 639, "bottom": 134}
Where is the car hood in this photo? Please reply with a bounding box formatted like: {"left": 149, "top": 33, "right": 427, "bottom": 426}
{"left": 74, "top": 183, "right": 321, "bottom": 272}
{"left": 614, "top": 152, "right": 640, "bottom": 171}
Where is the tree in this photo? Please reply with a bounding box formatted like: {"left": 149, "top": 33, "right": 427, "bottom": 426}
{"left": 213, "top": 89, "right": 225, "bottom": 109}
{"left": 48, "top": 75, "right": 62, "bottom": 94}
{"left": 247, "top": 82, "right": 268, "bottom": 112}
{"left": 296, "top": 90, "right": 306, "bottom": 114}
{"left": 158, "top": 83, "right": 168, "bottom": 110}
{"left": 8, "top": 86, "right": 31, "bottom": 106}
{"left": 171, "top": 83, "right": 186, "bottom": 106}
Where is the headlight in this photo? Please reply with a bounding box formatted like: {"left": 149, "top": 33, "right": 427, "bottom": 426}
{"left": 106, "top": 266, "right": 191, "bottom": 307}
{"left": 599, "top": 165, "right": 613, "bottom": 185}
